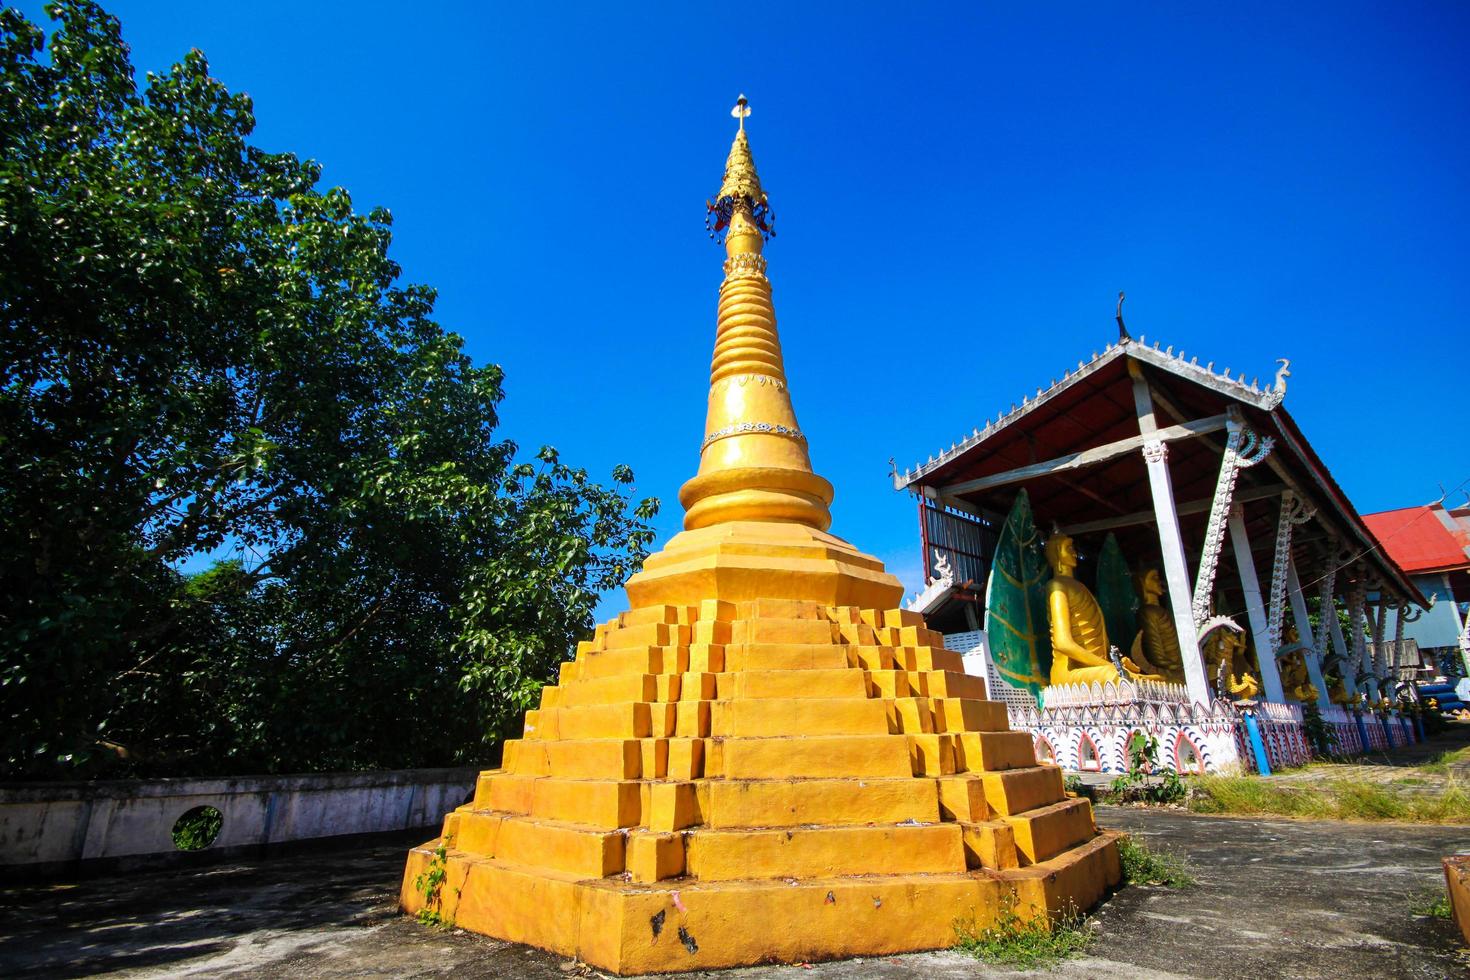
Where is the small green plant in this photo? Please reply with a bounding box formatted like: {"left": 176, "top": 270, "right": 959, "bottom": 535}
{"left": 1409, "top": 889, "right": 1453, "bottom": 919}
{"left": 414, "top": 837, "right": 455, "bottom": 928}
{"left": 954, "top": 892, "right": 1092, "bottom": 968}
{"left": 1301, "top": 701, "right": 1338, "bottom": 757}
{"left": 1105, "top": 732, "right": 1186, "bottom": 805}
{"left": 1063, "top": 774, "right": 1084, "bottom": 794}
{"left": 1118, "top": 835, "right": 1195, "bottom": 887}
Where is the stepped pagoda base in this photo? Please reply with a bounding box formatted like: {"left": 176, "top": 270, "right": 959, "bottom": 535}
{"left": 401, "top": 598, "right": 1121, "bottom": 975}
{"left": 401, "top": 834, "right": 1121, "bottom": 973}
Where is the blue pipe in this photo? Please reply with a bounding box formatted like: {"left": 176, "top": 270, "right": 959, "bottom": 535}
{"left": 1354, "top": 712, "right": 1371, "bottom": 756}
{"left": 1242, "top": 710, "right": 1272, "bottom": 776}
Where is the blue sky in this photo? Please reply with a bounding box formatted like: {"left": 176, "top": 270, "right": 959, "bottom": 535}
{"left": 25, "top": 1, "right": 1470, "bottom": 602}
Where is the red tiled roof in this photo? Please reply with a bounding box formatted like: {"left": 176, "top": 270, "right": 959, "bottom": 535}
{"left": 1362, "top": 506, "right": 1470, "bottom": 574}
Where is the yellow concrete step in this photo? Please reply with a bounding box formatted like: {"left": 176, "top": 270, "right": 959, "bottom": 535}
{"left": 846, "top": 645, "right": 897, "bottom": 670}
{"left": 736, "top": 598, "right": 829, "bottom": 621}
{"left": 552, "top": 673, "right": 659, "bottom": 707}
{"left": 979, "top": 765, "right": 1066, "bottom": 816}
{"left": 730, "top": 618, "right": 837, "bottom": 645}
{"left": 906, "top": 734, "right": 959, "bottom": 775}
{"left": 998, "top": 829, "right": 1123, "bottom": 919}
{"left": 474, "top": 773, "right": 645, "bottom": 828}
{"left": 721, "top": 668, "right": 867, "bottom": 700}
{"left": 504, "top": 738, "right": 644, "bottom": 779}
{"left": 464, "top": 814, "right": 628, "bottom": 878}
{"left": 701, "top": 777, "right": 941, "bottom": 828}
{"left": 1003, "top": 797, "right": 1096, "bottom": 865}
{"left": 526, "top": 703, "right": 653, "bottom": 740}
{"left": 932, "top": 698, "right": 1009, "bottom": 733}
{"left": 718, "top": 734, "right": 914, "bottom": 779}
{"left": 723, "top": 643, "right": 850, "bottom": 671}
{"left": 618, "top": 604, "right": 686, "bottom": 628}
{"left": 683, "top": 822, "right": 965, "bottom": 881}
{"left": 953, "top": 731, "right": 1037, "bottom": 772}
{"left": 604, "top": 621, "right": 691, "bottom": 650}
{"left": 885, "top": 697, "right": 935, "bottom": 733}
{"left": 711, "top": 698, "right": 891, "bottom": 737}
{"left": 898, "top": 646, "right": 965, "bottom": 672}
{"left": 958, "top": 819, "right": 1020, "bottom": 870}
{"left": 530, "top": 777, "right": 643, "bottom": 828}
{"left": 915, "top": 670, "right": 987, "bottom": 700}
{"left": 575, "top": 646, "right": 679, "bottom": 680}
{"left": 863, "top": 669, "right": 913, "bottom": 698}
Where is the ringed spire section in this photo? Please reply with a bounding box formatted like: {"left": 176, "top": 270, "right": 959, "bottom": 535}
{"left": 680, "top": 95, "right": 834, "bottom": 533}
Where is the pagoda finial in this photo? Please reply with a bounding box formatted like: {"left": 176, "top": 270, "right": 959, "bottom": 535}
{"left": 706, "top": 94, "right": 774, "bottom": 244}
{"left": 732, "top": 93, "right": 750, "bottom": 132}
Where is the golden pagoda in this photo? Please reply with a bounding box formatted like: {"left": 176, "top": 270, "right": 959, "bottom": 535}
{"left": 400, "top": 97, "right": 1120, "bottom": 973}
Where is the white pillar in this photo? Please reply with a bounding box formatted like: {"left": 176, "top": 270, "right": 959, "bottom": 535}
{"left": 1141, "top": 439, "right": 1211, "bottom": 706}
{"left": 1229, "top": 502, "right": 1285, "bottom": 703}
{"left": 1286, "top": 557, "right": 1332, "bottom": 710}
{"left": 1130, "top": 366, "right": 1211, "bottom": 707}
{"left": 1350, "top": 586, "right": 1380, "bottom": 700}
{"left": 1327, "top": 595, "right": 1355, "bottom": 691}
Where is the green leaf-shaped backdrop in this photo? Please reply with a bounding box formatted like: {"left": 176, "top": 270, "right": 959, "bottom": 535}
{"left": 1096, "top": 532, "right": 1138, "bottom": 662}
{"left": 983, "top": 489, "right": 1052, "bottom": 706}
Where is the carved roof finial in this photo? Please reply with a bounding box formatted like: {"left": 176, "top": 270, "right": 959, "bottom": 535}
{"left": 1116, "top": 290, "right": 1130, "bottom": 341}
{"left": 706, "top": 95, "right": 773, "bottom": 244}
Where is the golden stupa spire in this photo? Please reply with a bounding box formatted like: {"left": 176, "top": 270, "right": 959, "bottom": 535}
{"left": 624, "top": 96, "right": 901, "bottom": 609}
{"left": 681, "top": 96, "right": 833, "bottom": 531}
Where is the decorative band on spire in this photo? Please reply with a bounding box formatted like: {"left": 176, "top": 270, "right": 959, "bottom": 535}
{"left": 706, "top": 95, "right": 775, "bottom": 243}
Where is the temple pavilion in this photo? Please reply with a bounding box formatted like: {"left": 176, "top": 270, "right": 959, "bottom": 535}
{"left": 894, "top": 322, "right": 1425, "bottom": 773}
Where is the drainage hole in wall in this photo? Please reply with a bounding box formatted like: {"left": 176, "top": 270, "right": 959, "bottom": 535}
{"left": 172, "top": 805, "right": 224, "bottom": 851}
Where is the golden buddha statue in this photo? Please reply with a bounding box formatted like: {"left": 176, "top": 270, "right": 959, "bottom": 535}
{"left": 1325, "top": 667, "right": 1350, "bottom": 705}
{"left": 1202, "top": 627, "right": 1261, "bottom": 699}
{"left": 1279, "top": 646, "right": 1318, "bottom": 704}
{"left": 1127, "top": 568, "right": 1186, "bottom": 685}
{"left": 1045, "top": 533, "right": 1163, "bottom": 686}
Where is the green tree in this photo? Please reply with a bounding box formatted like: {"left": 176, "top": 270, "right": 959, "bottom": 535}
{"left": 0, "top": 2, "right": 657, "bottom": 779}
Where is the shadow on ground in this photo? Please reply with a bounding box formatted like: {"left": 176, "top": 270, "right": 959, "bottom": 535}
{"left": 0, "top": 811, "right": 1466, "bottom": 978}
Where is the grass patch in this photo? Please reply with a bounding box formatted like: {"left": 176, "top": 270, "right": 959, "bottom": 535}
{"left": 1409, "top": 889, "right": 1453, "bottom": 919}
{"left": 1420, "top": 747, "right": 1470, "bottom": 775}
{"left": 954, "top": 894, "right": 1092, "bottom": 969}
{"left": 1189, "top": 775, "right": 1470, "bottom": 823}
{"left": 1118, "top": 835, "right": 1195, "bottom": 887}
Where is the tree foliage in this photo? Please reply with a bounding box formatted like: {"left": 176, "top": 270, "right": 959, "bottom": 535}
{"left": 0, "top": 2, "right": 657, "bottom": 779}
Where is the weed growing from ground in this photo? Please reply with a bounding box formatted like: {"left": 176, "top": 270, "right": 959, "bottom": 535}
{"left": 953, "top": 893, "right": 1092, "bottom": 969}
{"left": 1103, "top": 732, "right": 1186, "bottom": 806}
{"left": 414, "top": 837, "right": 455, "bottom": 928}
{"left": 1118, "top": 835, "right": 1196, "bottom": 887}
{"left": 1409, "top": 889, "right": 1453, "bottom": 919}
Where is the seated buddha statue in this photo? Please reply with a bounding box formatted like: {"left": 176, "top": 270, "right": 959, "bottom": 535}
{"left": 1127, "top": 567, "right": 1186, "bottom": 685}
{"left": 1044, "top": 533, "right": 1164, "bottom": 686}
{"left": 1202, "top": 627, "right": 1261, "bottom": 699}
{"left": 1326, "top": 668, "right": 1349, "bottom": 705}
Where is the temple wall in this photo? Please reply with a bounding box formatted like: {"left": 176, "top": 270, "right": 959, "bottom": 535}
{"left": 0, "top": 767, "right": 476, "bottom": 877}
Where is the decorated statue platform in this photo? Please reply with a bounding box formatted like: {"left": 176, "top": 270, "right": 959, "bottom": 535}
{"left": 399, "top": 99, "right": 1120, "bottom": 974}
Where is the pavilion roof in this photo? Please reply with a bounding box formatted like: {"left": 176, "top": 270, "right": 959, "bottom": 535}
{"left": 892, "top": 333, "right": 1423, "bottom": 606}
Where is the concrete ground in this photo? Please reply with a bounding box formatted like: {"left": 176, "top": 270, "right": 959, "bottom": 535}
{"left": 0, "top": 808, "right": 1465, "bottom": 979}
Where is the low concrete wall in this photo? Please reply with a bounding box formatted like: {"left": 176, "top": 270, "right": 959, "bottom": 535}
{"left": 0, "top": 767, "right": 477, "bottom": 875}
